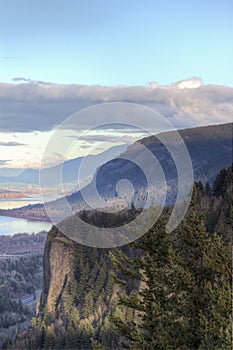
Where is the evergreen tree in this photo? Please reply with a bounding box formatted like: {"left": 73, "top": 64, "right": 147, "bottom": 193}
{"left": 111, "top": 211, "right": 183, "bottom": 349}
{"left": 205, "top": 181, "right": 212, "bottom": 196}
{"left": 175, "top": 192, "right": 232, "bottom": 349}
{"left": 111, "top": 193, "right": 232, "bottom": 349}
{"left": 213, "top": 168, "right": 227, "bottom": 196}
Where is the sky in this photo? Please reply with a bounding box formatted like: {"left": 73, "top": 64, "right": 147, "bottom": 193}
{"left": 1, "top": 0, "right": 233, "bottom": 86}
{"left": 0, "top": 0, "right": 232, "bottom": 169}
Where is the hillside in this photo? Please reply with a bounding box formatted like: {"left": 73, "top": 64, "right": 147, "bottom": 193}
{"left": 0, "top": 231, "right": 47, "bottom": 255}
{"left": 8, "top": 165, "right": 232, "bottom": 349}
{"left": 1, "top": 122, "right": 232, "bottom": 222}
{"left": 0, "top": 232, "right": 47, "bottom": 348}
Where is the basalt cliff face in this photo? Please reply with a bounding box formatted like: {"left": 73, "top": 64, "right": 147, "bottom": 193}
{"left": 37, "top": 224, "right": 129, "bottom": 349}
{"left": 39, "top": 226, "right": 75, "bottom": 313}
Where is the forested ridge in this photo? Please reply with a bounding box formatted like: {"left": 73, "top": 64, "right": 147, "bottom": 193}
{"left": 0, "top": 231, "right": 47, "bottom": 256}
{"left": 1, "top": 122, "right": 232, "bottom": 222}
{"left": 5, "top": 165, "right": 232, "bottom": 349}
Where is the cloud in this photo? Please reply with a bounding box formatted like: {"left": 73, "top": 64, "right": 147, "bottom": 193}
{"left": 12, "top": 77, "right": 31, "bottom": 82}
{"left": 0, "top": 160, "right": 12, "bottom": 169}
{"left": 172, "top": 77, "right": 203, "bottom": 89}
{"left": 0, "top": 78, "right": 232, "bottom": 133}
{"left": 0, "top": 141, "right": 26, "bottom": 146}
{"left": 148, "top": 82, "right": 159, "bottom": 89}
{"left": 1, "top": 56, "right": 17, "bottom": 60}
{"left": 0, "top": 160, "right": 11, "bottom": 165}
{"left": 79, "top": 144, "right": 91, "bottom": 149}
{"left": 76, "top": 134, "right": 142, "bottom": 143}
{"left": 12, "top": 77, "right": 53, "bottom": 85}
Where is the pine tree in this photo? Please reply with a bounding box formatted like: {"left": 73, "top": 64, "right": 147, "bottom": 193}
{"left": 205, "top": 181, "right": 211, "bottom": 196}
{"left": 213, "top": 168, "right": 227, "bottom": 196}
{"left": 44, "top": 325, "right": 55, "bottom": 349}
{"left": 111, "top": 191, "right": 232, "bottom": 349}
{"left": 176, "top": 192, "right": 232, "bottom": 349}
{"left": 110, "top": 210, "right": 183, "bottom": 349}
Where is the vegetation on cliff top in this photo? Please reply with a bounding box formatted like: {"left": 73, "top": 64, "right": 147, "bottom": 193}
{"left": 7, "top": 165, "right": 232, "bottom": 349}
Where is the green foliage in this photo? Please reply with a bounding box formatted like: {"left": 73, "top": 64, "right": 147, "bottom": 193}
{"left": 9, "top": 165, "right": 232, "bottom": 349}
{"left": 206, "top": 164, "right": 233, "bottom": 241}
{"left": 111, "top": 187, "right": 232, "bottom": 349}
{"left": 91, "top": 338, "right": 106, "bottom": 349}
{"left": 0, "top": 252, "right": 43, "bottom": 346}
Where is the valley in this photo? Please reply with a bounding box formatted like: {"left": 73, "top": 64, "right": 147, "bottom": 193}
{"left": 0, "top": 232, "right": 47, "bottom": 348}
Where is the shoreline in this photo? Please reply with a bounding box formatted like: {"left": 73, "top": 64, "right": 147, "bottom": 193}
{"left": 0, "top": 213, "right": 52, "bottom": 224}
{"left": 0, "top": 213, "right": 51, "bottom": 223}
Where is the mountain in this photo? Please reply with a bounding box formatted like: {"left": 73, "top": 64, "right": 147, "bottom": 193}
{"left": 0, "top": 122, "right": 232, "bottom": 222}
{"left": 0, "top": 144, "right": 128, "bottom": 185}
{"left": 74, "top": 122, "right": 232, "bottom": 205}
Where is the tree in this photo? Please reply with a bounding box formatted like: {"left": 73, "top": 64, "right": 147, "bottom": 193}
{"left": 176, "top": 192, "right": 232, "bottom": 349}
{"left": 213, "top": 168, "right": 227, "bottom": 197}
{"left": 111, "top": 193, "right": 232, "bottom": 349}
{"left": 205, "top": 181, "right": 211, "bottom": 196}
{"left": 44, "top": 325, "right": 55, "bottom": 349}
{"left": 110, "top": 210, "right": 183, "bottom": 349}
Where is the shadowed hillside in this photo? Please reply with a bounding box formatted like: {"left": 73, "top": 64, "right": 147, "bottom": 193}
{"left": 1, "top": 123, "right": 232, "bottom": 222}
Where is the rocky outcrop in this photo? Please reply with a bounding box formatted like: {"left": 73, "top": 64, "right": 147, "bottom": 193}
{"left": 39, "top": 226, "right": 75, "bottom": 313}
{"left": 36, "top": 220, "right": 132, "bottom": 348}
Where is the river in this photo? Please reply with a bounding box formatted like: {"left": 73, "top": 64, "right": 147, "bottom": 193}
{"left": 0, "top": 196, "right": 55, "bottom": 235}
{"left": 0, "top": 215, "right": 52, "bottom": 235}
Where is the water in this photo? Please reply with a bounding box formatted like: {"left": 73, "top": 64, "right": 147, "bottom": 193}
{"left": 0, "top": 216, "right": 52, "bottom": 235}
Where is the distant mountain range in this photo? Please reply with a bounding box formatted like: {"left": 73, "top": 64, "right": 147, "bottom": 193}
{"left": 0, "top": 144, "right": 128, "bottom": 186}
{"left": 0, "top": 122, "right": 232, "bottom": 221}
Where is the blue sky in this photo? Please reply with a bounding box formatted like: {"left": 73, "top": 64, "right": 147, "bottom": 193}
{"left": 1, "top": 0, "right": 232, "bottom": 86}
{"left": 0, "top": 0, "right": 232, "bottom": 169}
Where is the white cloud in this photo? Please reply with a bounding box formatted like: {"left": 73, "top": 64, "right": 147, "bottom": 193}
{"left": 148, "top": 82, "right": 159, "bottom": 89}
{"left": 0, "top": 141, "right": 26, "bottom": 146}
{"left": 0, "top": 77, "right": 232, "bottom": 134}
{"left": 174, "top": 77, "right": 203, "bottom": 89}
{"left": 0, "top": 78, "right": 232, "bottom": 168}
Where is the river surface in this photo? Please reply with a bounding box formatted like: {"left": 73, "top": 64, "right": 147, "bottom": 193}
{"left": 0, "top": 215, "right": 52, "bottom": 235}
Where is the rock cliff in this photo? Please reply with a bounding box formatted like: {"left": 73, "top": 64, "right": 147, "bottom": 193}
{"left": 37, "top": 222, "right": 129, "bottom": 349}
{"left": 39, "top": 226, "right": 75, "bottom": 313}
